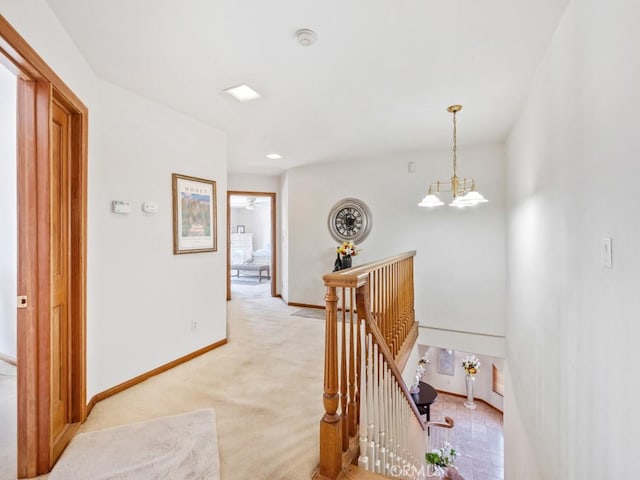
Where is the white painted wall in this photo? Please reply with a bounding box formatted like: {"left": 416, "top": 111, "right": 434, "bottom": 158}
{"left": 505, "top": 1, "right": 640, "bottom": 478}
{"left": 0, "top": 64, "right": 16, "bottom": 359}
{"left": 279, "top": 173, "right": 290, "bottom": 302}
{"left": 284, "top": 145, "right": 506, "bottom": 335}
{"left": 1, "top": 0, "right": 228, "bottom": 397}
{"left": 231, "top": 206, "right": 271, "bottom": 251}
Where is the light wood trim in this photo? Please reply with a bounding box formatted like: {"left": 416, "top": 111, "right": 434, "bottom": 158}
{"left": 86, "top": 339, "right": 228, "bottom": 415}
{"left": 0, "top": 16, "right": 85, "bottom": 107}
{"left": 2, "top": 15, "right": 88, "bottom": 477}
{"left": 16, "top": 77, "right": 39, "bottom": 479}
{"left": 319, "top": 286, "right": 342, "bottom": 478}
{"left": 287, "top": 302, "right": 325, "bottom": 310}
{"left": 226, "top": 191, "right": 277, "bottom": 300}
{"left": 34, "top": 78, "right": 52, "bottom": 475}
{"left": 0, "top": 353, "right": 17, "bottom": 366}
{"left": 427, "top": 416, "right": 455, "bottom": 429}
{"left": 323, "top": 251, "right": 417, "bottom": 289}
{"left": 394, "top": 321, "right": 419, "bottom": 374}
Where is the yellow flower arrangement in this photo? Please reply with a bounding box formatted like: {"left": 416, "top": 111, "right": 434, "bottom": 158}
{"left": 336, "top": 241, "right": 359, "bottom": 257}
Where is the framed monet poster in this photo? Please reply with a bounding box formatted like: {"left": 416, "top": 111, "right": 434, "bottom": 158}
{"left": 172, "top": 173, "right": 217, "bottom": 254}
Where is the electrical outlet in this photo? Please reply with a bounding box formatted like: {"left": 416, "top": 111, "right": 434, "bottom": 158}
{"left": 191, "top": 320, "right": 198, "bottom": 332}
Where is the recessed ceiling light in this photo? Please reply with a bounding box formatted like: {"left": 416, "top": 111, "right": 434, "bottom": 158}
{"left": 266, "top": 153, "right": 283, "bottom": 160}
{"left": 224, "top": 84, "right": 261, "bottom": 102}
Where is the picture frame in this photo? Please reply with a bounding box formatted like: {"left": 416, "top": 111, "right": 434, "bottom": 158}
{"left": 236, "top": 225, "right": 245, "bottom": 234}
{"left": 172, "top": 173, "right": 217, "bottom": 254}
{"left": 437, "top": 348, "right": 455, "bottom": 376}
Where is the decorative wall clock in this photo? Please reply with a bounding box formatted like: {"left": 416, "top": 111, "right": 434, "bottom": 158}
{"left": 327, "top": 198, "right": 372, "bottom": 243}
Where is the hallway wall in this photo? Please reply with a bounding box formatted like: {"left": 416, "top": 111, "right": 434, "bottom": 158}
{"left": 505, "top": 0, "right": 640, "bottom": 478}
{"left": 0, "top": 64, "right": 16, "bottom": 359}
{"left": 0, "top": 1, "right": 228, "bottom": 397}
{"left": 282, "top": 144, "right": 506, "bottom": 337}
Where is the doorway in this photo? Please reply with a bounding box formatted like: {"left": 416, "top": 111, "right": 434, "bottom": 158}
{"left": 226, "top": 192, "right": 277, "bottom": 300}
{"left": 1, "top": 17, "right": 88, "bottom": 478}
{"left": 0, "top": 55, "right": 18, "bottom": 480}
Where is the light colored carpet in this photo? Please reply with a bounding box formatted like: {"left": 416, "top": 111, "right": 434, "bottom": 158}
{"left": 49, "top": 409, "right": 219, "bottom": 480}
{"left": 1, "top": 292, "right": 325, "bottom": 480}
{"left": 31, "top": 294, "right": 324, "bottom": 480}
{"left": 291, "top": 308, "right": 326, "bottom": 320}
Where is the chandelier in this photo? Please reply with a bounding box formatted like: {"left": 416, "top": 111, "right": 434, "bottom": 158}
{"left": 418, "top": 105, "right": 488, "bottom": 208}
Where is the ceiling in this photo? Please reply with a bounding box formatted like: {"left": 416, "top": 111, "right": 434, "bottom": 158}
{"left": 45, "top": 0, "right": 569, "bottom": 175}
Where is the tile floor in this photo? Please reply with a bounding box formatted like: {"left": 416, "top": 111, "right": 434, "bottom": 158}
{"left": 429, "top": 392, "right": 504, "bottom": 480}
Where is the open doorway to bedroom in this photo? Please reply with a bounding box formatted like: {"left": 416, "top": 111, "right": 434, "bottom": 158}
{"left": 226, "top": 192, "right": 277, "bottom": 300}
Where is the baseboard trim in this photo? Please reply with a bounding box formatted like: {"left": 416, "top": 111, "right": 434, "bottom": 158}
{"left": 435, "top": 389, "right": 503, "bottom": 414}
{"left": 287, "top": 301, "right": 325, "bottom": 310}
{"left": 86, "top": 338, "right": 228, "bottom": 415}
{"left": 0, "top": 353, "right": 17, "bottom": 366}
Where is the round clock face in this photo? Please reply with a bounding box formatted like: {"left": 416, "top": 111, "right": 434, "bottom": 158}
{"left": 328, "top": 198, "right": 372, "bottom": 243}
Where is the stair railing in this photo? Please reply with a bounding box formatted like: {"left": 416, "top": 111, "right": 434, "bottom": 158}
{"left": 318, "top": 252, "right": 425, "bottom": 479}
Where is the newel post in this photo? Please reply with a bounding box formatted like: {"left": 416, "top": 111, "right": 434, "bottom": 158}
{"left": 320, "top": 285, "right": 342, "bottom": 479}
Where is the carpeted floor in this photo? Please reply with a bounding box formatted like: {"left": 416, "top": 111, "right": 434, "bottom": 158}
{"left": 76, "top": 295, "right": 325, "bottom": 480}
{"left": 0, "top": 293, "right": 325, "bottom": 480}
{"left": 290, "top": 308, "right": 326, "bottom": 320}
{"left": 49, "top": 409, "right": 220, "bottom": 480}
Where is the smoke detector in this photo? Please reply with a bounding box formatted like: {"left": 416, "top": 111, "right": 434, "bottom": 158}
{"left": 295, "top": 29, "right": 317, "bottom": 47}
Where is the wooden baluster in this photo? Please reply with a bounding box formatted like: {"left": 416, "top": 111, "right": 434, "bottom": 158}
{"left": 357, "top": 321, "right": 369, "bottom": 470}
{"left": 348, "top": 287, "right": 357, "bottom": 437}
{"left": 320, "top": 286, "right": 342, "bottom": 479}
{"left": 355, "top": 293, "right": 362, "bottom": 433}
{"left": 341, "top": 287, "right": 348, "bottom": 451}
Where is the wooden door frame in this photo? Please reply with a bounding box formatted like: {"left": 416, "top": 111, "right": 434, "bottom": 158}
{"left": 0, "top": 15, "right": 88, "bottom": 477}
{"left": 227, "top": 191, "right": 277, "bottom": 300}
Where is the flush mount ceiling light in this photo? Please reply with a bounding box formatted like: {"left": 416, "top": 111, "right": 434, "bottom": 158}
{"left": 418, "top": 105, "right": 488, "bottom": 208}
{"left": 295, "top": 28, "right": 317, "bottom": 47}
{"left": 223, "top": 84, "right": 261, "bottom": 102}
{"left": 265, "top": 153, "right": 283, "bottom": 160}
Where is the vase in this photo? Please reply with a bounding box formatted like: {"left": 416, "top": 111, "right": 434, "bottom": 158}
{"left": 464, "top": 374, "right": 476, "bottom": 409}
{"left": 333, "top": 252, "right": 342, "bottom": 272}
{"left": 341, "top": 255, "right": 352, "bottom": 269}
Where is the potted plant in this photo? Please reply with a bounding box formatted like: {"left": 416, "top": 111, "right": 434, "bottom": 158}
{"left": 425, "top": 442, "right": 458, "bottom": 478}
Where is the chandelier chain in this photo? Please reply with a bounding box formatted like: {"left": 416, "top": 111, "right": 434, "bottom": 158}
{"left": 452, "top": 109, "right": 457, "bottom": 178}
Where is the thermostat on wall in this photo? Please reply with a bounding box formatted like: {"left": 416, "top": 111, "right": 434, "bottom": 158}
{"left": 111, "top": 200, "right": 132, "bottom": 214}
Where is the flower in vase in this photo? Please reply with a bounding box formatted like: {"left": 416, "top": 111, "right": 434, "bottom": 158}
{"left": 461, "top": 355, "right": 480, "bottom": 376}
{"left": 425, "top": 441, "right": 458, "bottom": 476}
{"left": 336, "top": 241, "right": 359, "bottom": 257}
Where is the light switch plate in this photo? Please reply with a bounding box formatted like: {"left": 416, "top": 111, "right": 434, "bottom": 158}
{"left": 602, "top": 238, "right": 612, "bottom": 268}
{"left": 142, "top": 201, "right": 158, "bottom": 213}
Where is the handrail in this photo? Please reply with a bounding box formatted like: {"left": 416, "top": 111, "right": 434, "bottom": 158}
{"left": 359, "top": 294, "right": 424, "bottom": 426}
{"left": 322, "top": 250, "right": 417, "bottom": 289}
{"left": 317, "top": 251, "right": 422, "bottom": 479}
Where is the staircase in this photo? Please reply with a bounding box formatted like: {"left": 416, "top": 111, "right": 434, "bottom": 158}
{"left": 314, "top": 252, "right": 453, "bottom": 480}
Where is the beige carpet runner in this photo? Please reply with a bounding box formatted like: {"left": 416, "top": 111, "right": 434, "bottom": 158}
{"left": 49, "top": 409, "right": 219, "bottom": 480}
